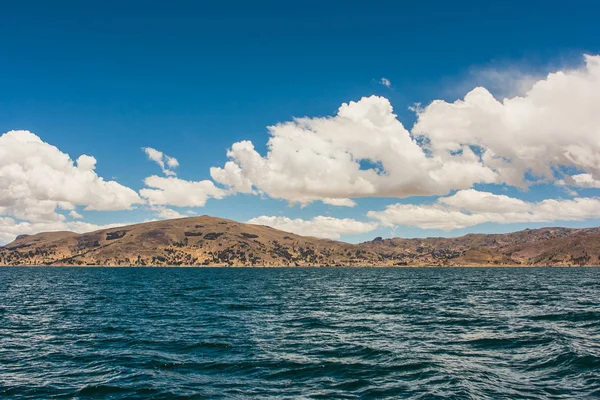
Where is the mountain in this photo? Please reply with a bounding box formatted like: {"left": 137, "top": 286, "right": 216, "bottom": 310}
{"left": 361, "top": 227, "right": 600, "bottom": 266}
{"left": 1, "top": 216, "right": 599, "bottom": 266}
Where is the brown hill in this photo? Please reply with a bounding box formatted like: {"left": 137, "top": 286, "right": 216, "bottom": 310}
{"left": 360, "top": 227, "right": 600, "bottom": 266}
{"left": 1, "top": 216, "right": 599, "bottom": 266}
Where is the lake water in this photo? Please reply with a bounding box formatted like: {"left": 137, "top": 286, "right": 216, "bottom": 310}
{"left": 1, "top": 267, "right": 599, "bottom": 399}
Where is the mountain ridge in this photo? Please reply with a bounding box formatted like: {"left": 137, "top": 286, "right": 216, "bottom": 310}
{"left": 1, "top": 216, "right": 600, "bottom": 266}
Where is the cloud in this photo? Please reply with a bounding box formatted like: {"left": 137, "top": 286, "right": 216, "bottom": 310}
{"left": 140, "top": 147, "right": 230, "bottom": 209}
{"left": 248, "top": 215, "right": 378, "bottom": 239}
{"left": 211, "top": 54, "right": 600, "bottom": 207}
{"left": 413, "top": 54, "right": 600, "bottom": 187}
{"left": 150, "top": 205, "right": 188, "bottom": 220}
{"left": 211, "top": 96, "right": 497, "bottom": 206}
{"left": 69, "top": 210, "right": 83, "bottom": 219}
{"left": 0, "top": 130, "right": 141, "bottom": 224}
{"left": 140, "top": 175, "right": 227, "bottom": 207}
{"left": 143, "top": 147, "right": 164, "bottom": 167}
{"left": 143, "top": 147, "right": 179, "bottom": 176}
{"left": 165, "top": 156, "right": 179, "bottom": 169}
{"left": 368, "top": 189, "right": 600, "bottom": 231}
{"left": 322, "top": 198, "right": 357, "bottom": 207}
{"left": 557, "top": 173, "right": 600, "bottom": 189}
{"left": 380, "top": 77, "right": 391, "bottom": 87}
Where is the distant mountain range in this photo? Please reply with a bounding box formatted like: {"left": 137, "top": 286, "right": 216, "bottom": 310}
{"left": 1, "top": 216, "right": 599, "bottom": 266}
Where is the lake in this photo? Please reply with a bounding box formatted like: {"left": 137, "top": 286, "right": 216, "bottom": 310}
{"left": 1, "top": 267, "right": 599, "bottom": 399}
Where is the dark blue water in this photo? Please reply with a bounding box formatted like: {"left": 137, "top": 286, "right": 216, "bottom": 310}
{"left": 1, "top": 267, "right": 599, "bottom": 399}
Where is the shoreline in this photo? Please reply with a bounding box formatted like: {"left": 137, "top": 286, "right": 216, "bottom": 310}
{"left": 1, "top": 264, "right": 598, "bottom": 268}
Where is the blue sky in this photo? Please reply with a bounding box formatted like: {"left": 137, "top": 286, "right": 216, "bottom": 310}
{"left": 1, "top": 0, "right": 600, "bottom": 243}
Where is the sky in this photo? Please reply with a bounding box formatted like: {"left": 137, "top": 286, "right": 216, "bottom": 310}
{"left": 1, "top": 0, "right": 600, "bottom": 244}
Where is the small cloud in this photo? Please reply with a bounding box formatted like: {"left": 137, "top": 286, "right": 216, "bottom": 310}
{"left": 379, "top": 77, "right": 391, "bottom": 88}
{"left": 69, "top": 210, "right": 83, "bottom": 219}
{"left": 566, "top": 189, "right": 579, "bottom": 197}
{"left": 150, "top": 205, "right": 187, "bottom": 220}
{"left": 140, "top": 175, "right": 227, "bottom": 207}
{"left": 166, "top": 156, "right": 179, "bottom": 168}
{"left": 143, "top": 147, "right": 179, "bottom": 176}
{"left": 367, "top": 189, "right": 600, "bottom": 231}
{"left": 408, "top": 102, "right": 423, "bottom": 113}
{"left": 247, "top": 215, "right": 378, "bottom": 240}
{"left": 322, "top": 198, "right": 356, "bottom": 207}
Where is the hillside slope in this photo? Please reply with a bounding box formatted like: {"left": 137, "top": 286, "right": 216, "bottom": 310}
{"left": 1, "top": 217, "right": 599, "bottom": 266}
{"left": 0, "top": 216, "right": 373, "bottom": 266}
{"left": 359, "top": 227, "right": 600, "bottom": 266}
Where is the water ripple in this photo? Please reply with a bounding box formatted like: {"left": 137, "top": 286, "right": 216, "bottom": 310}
{"left": 0, "top": 267, "right": 599, "bottom": 399}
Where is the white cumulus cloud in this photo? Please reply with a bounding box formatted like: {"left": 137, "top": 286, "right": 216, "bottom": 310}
{"left": 211, "top": 96, "right": 496, "bottom": 206}
{"left": 140, "top": 175, "right": 227, "bottom": 207}
{"left": 247, "top": 215, "right": 378, "bottom": 239}
{"left": 0, "top": 130, "right": 141, "bottom": 224}
{"left": 211, "top": 54, "right": 600, "bottom": 208}
{"left": 69, "top": 210, "right": 83, "bottom": 219}
{"left": 368, "top": 189, "right": 600, "bottom": 231}
{"left": 143, "top": 147, "right": 179, "bottom": 176}
{"left": 557, "top": 173, "right": 600, "bottom": 189}
{"left": 150, "top": 205, "right": 188, "bottom": 220}
{"left": 413, "top": 54, "right": 600, "bottom": 187}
